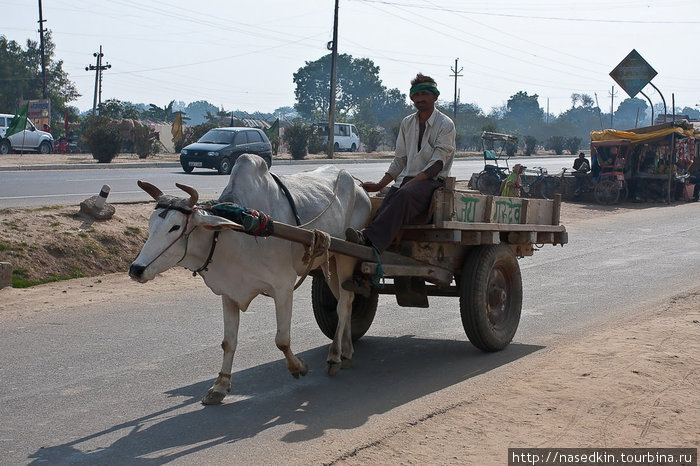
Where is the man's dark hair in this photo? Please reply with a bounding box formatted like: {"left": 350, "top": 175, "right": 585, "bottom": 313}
{"left": 411, "top": 73, "right": 436, "bottom": 86}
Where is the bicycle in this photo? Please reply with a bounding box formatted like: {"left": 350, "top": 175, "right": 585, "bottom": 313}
{"left": 476, "top": 164, "right": 509, "bottom": 195}
{"left": 520, "top": 167, "right": 561, "bottom": 200}
{"left": 546, "top": 167, "right": 628, "bottom": 204}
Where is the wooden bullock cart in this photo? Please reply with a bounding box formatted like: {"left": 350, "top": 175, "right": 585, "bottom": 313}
{"left": 269, "top": 178, "right": 568, "bottom": 352}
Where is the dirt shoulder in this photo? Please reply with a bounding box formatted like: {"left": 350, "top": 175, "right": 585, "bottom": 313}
{"left": 335, "top": 291, "right": 700, "bottom": 465}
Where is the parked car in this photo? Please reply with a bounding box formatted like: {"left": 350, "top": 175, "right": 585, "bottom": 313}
{"left": 0, "top": 113, "right": 54, "bottom": 154}
{"left": 314, "top": 122, "right": 360, "bottom": 152}
{"left": 179, "top": 127, "right": 272, "bottom": 174}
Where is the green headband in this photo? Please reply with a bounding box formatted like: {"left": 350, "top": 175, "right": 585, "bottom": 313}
{"left": 410, "top": 82, "right": 440, "bottom": 97}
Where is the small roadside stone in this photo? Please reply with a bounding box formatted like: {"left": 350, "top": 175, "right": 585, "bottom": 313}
{"left": 79, "top": 195, "right": 116, "bottom": 220}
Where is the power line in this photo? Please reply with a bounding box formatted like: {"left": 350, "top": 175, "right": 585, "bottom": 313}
{"left": 355, "top": 0, "right": 700, "bottom": 24}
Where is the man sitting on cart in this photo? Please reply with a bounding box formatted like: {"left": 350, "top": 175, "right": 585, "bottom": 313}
{"left": 344, "top": 73, "right": 456, "bottom": 253}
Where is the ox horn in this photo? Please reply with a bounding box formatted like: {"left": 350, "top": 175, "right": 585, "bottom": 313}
{"left": 137, "top": 180, "right": 163, "bottom": 200}
{"left": 176, "top": 183, "right": 199, "bottom": 208}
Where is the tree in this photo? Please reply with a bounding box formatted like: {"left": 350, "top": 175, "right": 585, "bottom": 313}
{"left": 546, "top": 136, "right": 566, "bottom": 155}
{"left": 84, "top": 116, "right": 122, "bottom": 163}
{"left": 0, "top": 32, "right": 80, "bottom": 132}
{"left": 580, "top": 94, "right": 594, "bottom": 108}
{"left": 144, "top": 100, "right": 177, "bottom": 122}
{"left": 293, "top": 53, "right": 384, "bottom": 120}
{"left": 505, "top": 91, "right": 544, "bottom": 122}
{"left": 524, "top": 136, "right": 537, "bottom": 156}
{"left": 99, "top": 99, "right": 141, "bottom": 120}
{"left": 612, "top": 97, "right": 648, "bottom": 129}
{"left": 680, "top": 106, "right": 700, "bottom": 120}
{"left": 282, "top": 119, "right": 311, "bottom": 160}
{"left": 184, "top": 100, "right": 219, "bottom": 125}
{"left": 565, "top": 137, "right": 582, "bottom": 155}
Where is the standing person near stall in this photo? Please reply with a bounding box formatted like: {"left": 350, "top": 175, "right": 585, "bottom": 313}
{"left": 500, "top": 164, "right": 526, "bottom": 197}
{"left": 344, "top": 73, "right": 456, "bottom": 253}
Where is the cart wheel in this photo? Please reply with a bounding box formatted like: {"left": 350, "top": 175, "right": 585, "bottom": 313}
{"left": 311, "top": 275, "right": 378, "bottom": 342}
{"left": 459, "top": 244, "right": 522, "bottom": 351}
{"left": 594, "top": 179, "right": 620, "bottom": 204}
{"left": 477, "top": 171, "right": 501, "bottom": 195}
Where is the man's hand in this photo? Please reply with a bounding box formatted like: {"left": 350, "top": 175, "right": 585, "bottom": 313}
{"left": 361, "top": 182, "right": 384, "bottom": 192}
{"left": 361, "top": 173, "right": 394, "bottom": 192}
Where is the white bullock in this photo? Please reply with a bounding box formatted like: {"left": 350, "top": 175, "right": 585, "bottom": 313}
{"left": 129, "top": 154, "right": 371, "bottom": 404}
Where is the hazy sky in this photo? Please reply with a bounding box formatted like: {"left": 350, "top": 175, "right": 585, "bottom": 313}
{"left": 5, "top": 0, "right": 699, "bottom": 116}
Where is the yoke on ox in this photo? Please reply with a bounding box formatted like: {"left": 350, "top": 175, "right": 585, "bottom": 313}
{"left": 129, "top": 154, "right": 371, "bottom": 405}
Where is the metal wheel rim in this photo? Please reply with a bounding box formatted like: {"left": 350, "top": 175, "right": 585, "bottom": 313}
{"left": 486, "top": 267, "right": 511, "bottom": 330}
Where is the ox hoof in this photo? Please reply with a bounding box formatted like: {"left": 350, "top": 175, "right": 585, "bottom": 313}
{"left": 341, "top": 357, "right": 353, "bottom": 369}
{"left": 202, "top": 390, "right": 226, "bottom": 405}
{"left": 325, "top": 360, "right": 341, "bottom": 376}
{"left": 291, "top": 358, "right": 309, "bottom": 379}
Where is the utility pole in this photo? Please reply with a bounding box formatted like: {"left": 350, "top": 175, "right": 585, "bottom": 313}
{"left": 449, "top": 58, "right": 462, "bottom": 120}
{"left": 37, "top": 0, "right": 47, "bottom": 99}
{"left": 546, "top": 98, "right": 550, "bottom": 124}
{"left": 608, "top": 85, "right": 618, "bottom": 128}
{"left": 85, "top": 46, "right": 111, "bottom": 115}
{"left": 327, "top": 0, "right": 339, "bottom": 159}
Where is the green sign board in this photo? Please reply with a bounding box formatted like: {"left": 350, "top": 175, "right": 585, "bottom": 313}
{"left": 609, "top": 49, "right": 657, "bottom": 98}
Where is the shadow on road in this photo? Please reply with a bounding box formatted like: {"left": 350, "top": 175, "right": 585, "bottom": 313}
{"left": 29, "top": 336, "right": 542, "bottom": 464}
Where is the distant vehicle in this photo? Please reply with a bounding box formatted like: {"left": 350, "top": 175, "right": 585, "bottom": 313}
{"left": 314, "top": 122, "right": 360, "bottom": 152}
{"left": 179, "top": 127, "right": 272, "bottom": 174}
{"left": 0, "top": 113, "right": 54, "bottom": 154}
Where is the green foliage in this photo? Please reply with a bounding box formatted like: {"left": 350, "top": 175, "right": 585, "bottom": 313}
{"left": 124, "top": 226, "right": 141, "bottom": 236}
{"left": 0, "top": 32, "right": 80, "bottom": 131}
{"left": 84, "top": 117, "right": 122, "bottom": 163}
{"left": 183, "top": 100, "right": 219, "bottom": 125}
{"left": 282, "top": 119, "right": 311, "bottom": 160}
{"left": 292, "top": 53, "right": 408, "bottom": 128}
{"left": 546, "top": 136, "right": 566, "bottom": 155}
{"left": 614, "top": 97, "right": 648, "bottom": 129}
{"left": 565, "top": 136, "right": 582, "bottom": 155}
{"left": 307, "top": 126, "right": 325, "bottom": 154}
{"left": 505, "top": 141, "right": 518, "bottom": 157}
{"left": 524, "top": 136, "right": 538, "bottom": 156}
{"left": 131, "top": 123, "right": 158, "bottom": 159}
{"left": 145, "top": 101, "right": 177, "bottom": 122}
{"left": 294, "top": 54, "right": 383, "bottom": 120}
{"left": 99, "top": 99, "right": 141, "bottom": 120}
{"left": 359, "top": 125, "right": 384, "bottom": 153}
{"left": 12, "top": 267, "right": 85, "bottom": 288}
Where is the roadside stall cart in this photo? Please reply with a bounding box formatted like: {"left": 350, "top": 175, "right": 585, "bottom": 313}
{"left": 590, "top": 121, "right": 697, "bottom": 203}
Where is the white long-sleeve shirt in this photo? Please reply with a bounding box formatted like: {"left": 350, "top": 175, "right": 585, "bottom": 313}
{"left": 387, "top": 108, "right": 456, "bottom": 184}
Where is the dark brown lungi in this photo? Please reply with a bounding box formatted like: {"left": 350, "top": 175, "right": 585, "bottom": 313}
{"left": 363, "top": 176, "right": 443, "bottom": 252}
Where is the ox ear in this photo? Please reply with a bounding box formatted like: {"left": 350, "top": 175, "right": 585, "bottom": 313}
{"left": 193, "top": 211, "right": 244, "bottom": 231}
{"left": 138, "top": 180, "right": 163, "bottom": 200}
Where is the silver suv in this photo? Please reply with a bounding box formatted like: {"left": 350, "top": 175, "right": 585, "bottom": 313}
{"left": 0, "top": 113, "right": 54, "bottom": 154}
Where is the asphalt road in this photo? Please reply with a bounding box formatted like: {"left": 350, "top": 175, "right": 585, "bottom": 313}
{"left": 0, "top": 156, "right": 576, "bottom": 208}
{"left": 1, "top": 199, "right": 698, "bottom": 464}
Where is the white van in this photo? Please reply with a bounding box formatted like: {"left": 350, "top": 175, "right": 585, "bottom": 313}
{"left": 315, "top": 122, "right": 360, "bottom": 152}
{"left": 0, "top": 113, "right": 54, "bottom": 154}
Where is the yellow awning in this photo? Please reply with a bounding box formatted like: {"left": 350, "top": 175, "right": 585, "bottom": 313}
{"left": 590, "top": 127, "right": 694, "bottom": 143}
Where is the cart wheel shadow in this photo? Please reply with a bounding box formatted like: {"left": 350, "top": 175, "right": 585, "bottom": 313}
{"left": 28, "top": 336, "right": 542, "bottom": 464}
